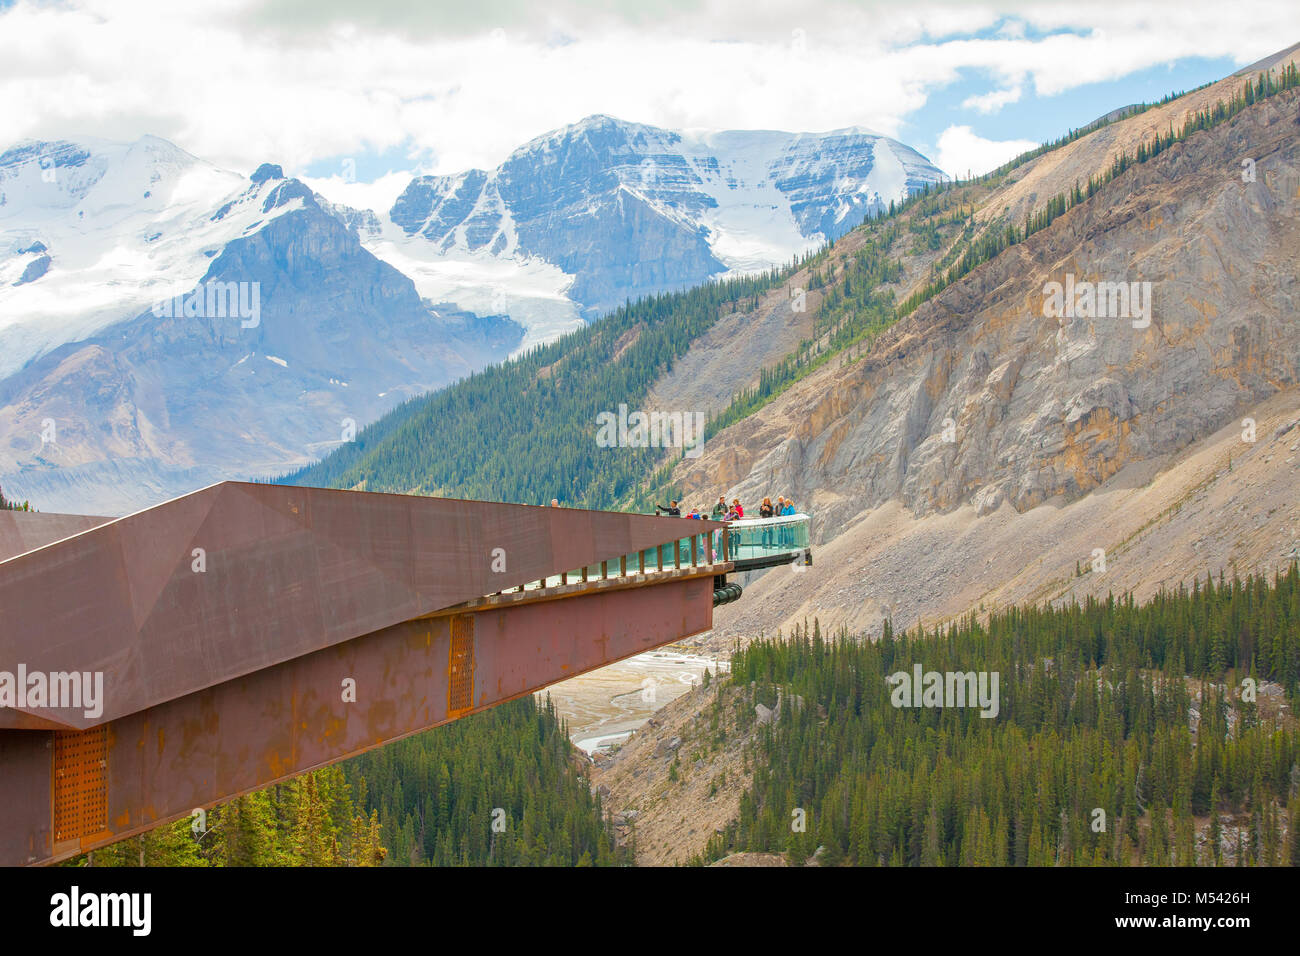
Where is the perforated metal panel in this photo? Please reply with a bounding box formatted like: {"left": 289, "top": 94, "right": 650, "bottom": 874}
{"left": 448, "top": 614, "right": 475, "bottom": 716}
{"left": 52, "top": 726, "right": 108, "bottom": 845}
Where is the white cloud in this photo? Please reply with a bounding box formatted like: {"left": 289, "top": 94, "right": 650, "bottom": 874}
{"left": 0, "top": 0, "right": 1296, "bottom": 182}
{"left": 961, "top": 85, "right": 1023, "bottom": 114}
{"left": 301, "top": 172, "right": 412, "bottom": 217}
{"left": 934, "top": 124, "right": 1038, "bottom": 178}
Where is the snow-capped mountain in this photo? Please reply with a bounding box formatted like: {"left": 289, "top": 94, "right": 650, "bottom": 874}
{"left": 0, "top": 136, "right": 251, "bottom": 377}
{"left": 377, "top": 115, "right": 945, "bottom": 319}
{"left": 0, "top": 138, "right": 521, "bottom": 514}
{"left": 0, "top": 117, "right": 942, "bottom": 513}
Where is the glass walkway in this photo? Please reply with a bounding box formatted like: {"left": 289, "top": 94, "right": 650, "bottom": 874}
{"left": 720, "top": 514, "right": 812, "bottom": 569}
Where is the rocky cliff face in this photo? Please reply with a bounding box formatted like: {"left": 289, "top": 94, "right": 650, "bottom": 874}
{"left": 672, "top": 90, "right": 1300, "bottom": 543}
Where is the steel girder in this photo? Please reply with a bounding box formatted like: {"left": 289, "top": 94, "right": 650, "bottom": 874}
{"left": 0, "top": 482, "right": 726, "bottom": 865}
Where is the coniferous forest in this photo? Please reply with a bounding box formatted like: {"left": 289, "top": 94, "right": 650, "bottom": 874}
{"left": 282, "top": 268, "right": 787, "bottom": 509}
{"left": 698, "top": 568, "right": 1300, "bottom": 866}
{"left": 347, "top": 696, "right": 627, "bottom": 866}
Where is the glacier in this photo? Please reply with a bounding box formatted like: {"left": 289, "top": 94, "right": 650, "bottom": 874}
{"left": 0, "top": 115, "right": 944, "bottom": 514}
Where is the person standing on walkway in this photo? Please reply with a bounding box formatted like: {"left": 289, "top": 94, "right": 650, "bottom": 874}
{"left": 711, "top": 495, "right": 728, "bottom": 560}
{"left": 760, "top": 497, "right": 775, "bottom": 547}
{"left": 780, "top": 497, "right": 796, "bottom": 547}
{"left": 726, "top": 500, "right": 743, "bottom": 557}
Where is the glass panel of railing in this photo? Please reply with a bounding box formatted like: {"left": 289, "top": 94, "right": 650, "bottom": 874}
{"left": 721, "top": 514, "right": 811, "bottom": 560}
{"left": 577, "top": 556, "right": 638, "bottom": 580}
{"left": 705, "top": 528, "right": 723, "bottom": 562}
{"left": 612, "top": 534, "right": 724, "bottom": 576}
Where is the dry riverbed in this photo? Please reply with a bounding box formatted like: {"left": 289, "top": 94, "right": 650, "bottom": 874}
{"left": 539, "top": 645, "right": 729, "bottom": 754}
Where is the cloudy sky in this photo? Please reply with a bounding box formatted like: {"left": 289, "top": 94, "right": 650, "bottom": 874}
{"left": 1, "top": 0, "right": 1297, "bottom": 211}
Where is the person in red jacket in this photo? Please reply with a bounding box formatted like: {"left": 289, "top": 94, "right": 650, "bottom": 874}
{"left": 727, "top": 498, "right": 743, "bottom": 556}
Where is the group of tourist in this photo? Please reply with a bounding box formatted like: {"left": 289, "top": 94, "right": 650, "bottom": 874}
{"left": 545, "top": 492, "right": 801, "bottom": 564}
{"left": 651, "top": 493, "right": 801, "bottom": 556}
{"left": 555, "top": 493, "right": 800, "bottom": 521}
{"left": 654, "top": 494, "right": 798, "bottom": 521}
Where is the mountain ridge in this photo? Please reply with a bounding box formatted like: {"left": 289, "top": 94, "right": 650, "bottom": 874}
{"left": 382, "top": 113, "right": 945, "bottom": 316}
{"left": 1, "top": 115, "right": 945, "bottom": 512}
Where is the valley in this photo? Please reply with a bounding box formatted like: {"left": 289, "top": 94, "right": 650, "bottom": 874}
{"left": 6, "top": 18, "right": 1300, "bottom": 879}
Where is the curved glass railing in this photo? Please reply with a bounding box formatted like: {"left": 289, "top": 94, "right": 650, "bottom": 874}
{"left": 719, "top": 514, "right": 810, "bottom": 562}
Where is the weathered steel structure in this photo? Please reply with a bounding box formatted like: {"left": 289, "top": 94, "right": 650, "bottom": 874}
{"left": 0, "top": 482, "right": 733, "bottom": 866}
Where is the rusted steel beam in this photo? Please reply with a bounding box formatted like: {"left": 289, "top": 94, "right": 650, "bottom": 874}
{"left": 0, "top": 482, "right": 729, "bottom": 865}
{"left": 0, "top": 571, "right": 716, "bottom": 866}
{"left": 0, "top": 482, "right": 724, "bottom": 731}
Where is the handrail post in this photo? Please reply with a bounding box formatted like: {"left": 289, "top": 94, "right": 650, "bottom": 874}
{"left": 657, "top": 544, "right": 664, "bottom": 571}
{"left": 691, "top": 535, "right": 698, "bottom": 566}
